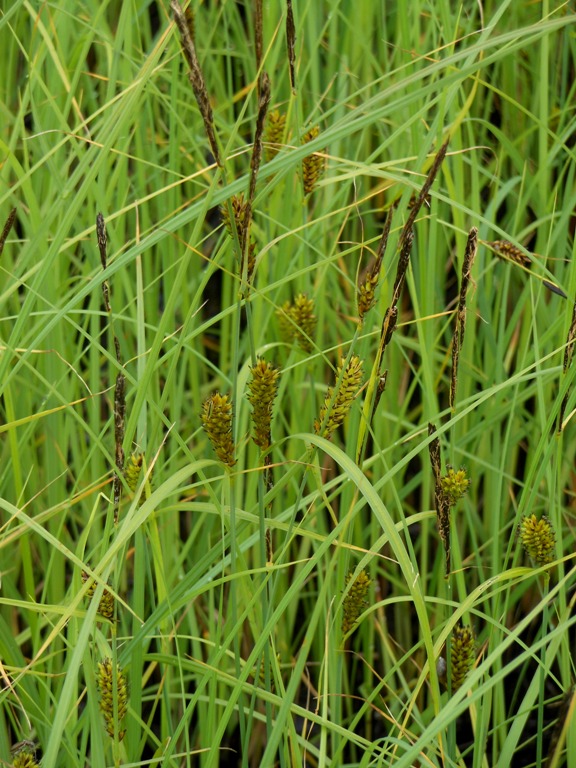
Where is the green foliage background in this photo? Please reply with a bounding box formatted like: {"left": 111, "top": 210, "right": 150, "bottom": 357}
{"left": 1, "top": 1, "right": 575, "bottom": 766}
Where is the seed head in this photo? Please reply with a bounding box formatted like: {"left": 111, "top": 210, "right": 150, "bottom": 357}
{"left": 342, "top": 569, "right": 371, "bottom": 634}
{"left": 302, "top": 126, "right": 325, "bottom": 195}
{"left": 201, "top": 393, "right": 236, "bottom": 467}
{"left": 97, "top": 658, "right": 127, "bottom": 740}
{"left": 276, "top": 294, "right": 317, "bottom": 352}
{"left": 247, "top": 359, "right": 280, "bottom": 450}
{"left": 450, "top": 624, "right": 475, "bottom": 692}
{"left": 265, "top": 110, "right": 287, "bottom": 160}
{"left": 11, "top": 743, "right": 39, "bottom": 768}
{"left": 315, "top": 356, "right": 364, "bottom": 439}
{"left": 81, "top": 571, "right": 115, "bottom": 621}
{"left": 518, "top": 514, "right": 556, "bottom": 566}
{"left": 441, "top": 467, "right": 470, "bottom": 505}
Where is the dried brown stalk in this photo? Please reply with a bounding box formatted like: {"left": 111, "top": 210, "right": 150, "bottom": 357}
{"left": 0, "top": 208, "right": 17, "bottom": 257}
{"left": 171, "top": 0, "right": 221, "bottom": 167}
{"left": 428, "top": 423, "right": 451, "bottom": 577}
{"left": 286, "top": 0, "right": 296, "bottom": 92}
{"left": 449, "top": 227, "right": 478, "bottom": 410}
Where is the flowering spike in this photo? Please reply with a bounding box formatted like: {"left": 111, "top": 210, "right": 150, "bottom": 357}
{"left": 276, "top": 294, "right": 317, "bottom": 352}
{"left": 302, "top": 126, "right": 325, "bottom": 195}
{"left": 97, "top": 658, "right": 127, "bottom": 740}
{"left": 441, "top": 466, "right": 470, "bottom": 505}
{"left": 201, "top": 393, "right": 236, "bottom": 467}
{"left": 342, "top": 569, "right": 371, "bottom": 634}
{"left": 450, "top": 624, "right": 475, "bottom": 692}
{"left": 265, "top": 110, "right": 287, "bottom": 161}
{"left": 247, "top": 359, "right": 280, "bottom": 450}
{"left": 11, "top": 743, "right": 39, "bottom": 768}
{"left": 315, "top": 356, "right": 364, "bottom": 439}
{"left": 518, "top": 514, "right": 556, "bottom": 566}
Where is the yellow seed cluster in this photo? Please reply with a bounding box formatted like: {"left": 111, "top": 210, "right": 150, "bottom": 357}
{"left": 265, "top": 110, "right": 287, "bottom": 160}
{"left": 82, "top": 571, "right": 115, "bottom": 621}
{"left": 315, "top": 356, "right": 364, "bottom": 440}
{"left": 247, "top": 359, "right": 280, "bottom": 450}
{"left": 441, "top": 467, "right": 470, "bottom": 505}
{"left": 124, "top": 452, "right": 143, "bottom": 492}
{"left": 276, "top": 294, "right": 317, "bottom": 352}
{"left": 221, "top": 194, "right": 248, "bottom": 241}
{"left": 11, "top": 745, "right": 39, "bottom": 768}
{"left": 357, "top": 271, "right": 380, "bottom": 320}
{"left": 97, "top": 658, "right": 128, "bottom": 740}
{"left": 342, "top": 569, "right": 371, "bottom": 634}
{"left": 201, "top": 393, "right": 236, "bottom": 467}
{"left": 518, "top": 514, "right": 556, "bottom": 566}
{"left": 450, "top": 624, "right": 475, "bottom": 692}
{"left": 302, "top": 126, "right": 324, "bottom": 195}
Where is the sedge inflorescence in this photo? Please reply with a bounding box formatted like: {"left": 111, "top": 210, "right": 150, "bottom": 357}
{"left": 201, "top": 393, "right": 236, "bottom": 467}
{"left": 518, "top": 514, "right": 556, "bottom": 566}
{"left": 342, "top": 569, "right": 371, "bottom": 634}
{"left": 97, "top": 658, "right": 128, "bottom": 740}
{"left": 315, "top": 356, "right": 364, "bottom": 440}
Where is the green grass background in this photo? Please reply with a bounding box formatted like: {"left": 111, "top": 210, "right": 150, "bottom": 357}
{"left": 1, "top": 1, "right": 575, "bottom": 766}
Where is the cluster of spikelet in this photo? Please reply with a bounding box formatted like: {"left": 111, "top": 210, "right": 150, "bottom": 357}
{"left": 440, "top": 467, "right": 471, "bottom": 505}
{"left": 82, "top": 571, "right": 115, "bottom": 622}
{"left": 97, "top": 658, "right": 128, "bottom": 740}
{"left": 342, "top": 570, "right": 371, "bottom": 634}
{"left": 277, "top": 294, "right": 317, "bottom": 352}
{"left": 518, "top": 514, "right": 556, "bottom": 566}
{"left": 450, "top": 624, "right": 476, "bottom": 692}
{"left": 315, "top": 356, "right": 364, "bottom": 440}
{"left": 247, "top": 359, "right": 280, "bottom": 451}
{"left": 201, "top": 393, "right": 236, "bottom": 467}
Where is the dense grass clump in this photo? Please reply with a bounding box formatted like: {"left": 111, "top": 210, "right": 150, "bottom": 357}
{"left": 1, "top": 2, "right": 575, "bottom": 767}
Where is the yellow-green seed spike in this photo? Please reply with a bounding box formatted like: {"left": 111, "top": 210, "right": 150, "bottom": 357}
{"left": 342, "top": 570, "right": 371, "bottom": 634}
{"left": 315, "top": 356, "right": 364, "bottom": 440}
{"left": 450, "top": 624, "right": 475, "bottom": 692}
{"left": 201, "top": 393, "right": 236, "bottom": 467}
{"left": 97, "top": 658, "right": 128, "bottom": 740}
{"left": 302, "top": 127, "right": 325, "bottom": 195}
{"left": 441, "top": 466, "right": 470, "bottom": 505}
{"left": 247, "top": 359, "right": 280, "bottom": 450}
{"left": 518, "top": 514, "right": 556, "bottom": 566}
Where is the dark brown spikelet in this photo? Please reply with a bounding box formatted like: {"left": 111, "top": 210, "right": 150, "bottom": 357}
{"left": 201, "top": 393, "right": 236, "bottom": 467}
{"left": 171, "top": 0, "right": 221, "bottom": 166}
{"left": 450, "top": 227, "right": 478, "bottom": 409}
{"left": 342, "top": 569, "right": 371, "bottom": 634}
{"left": 315, "top": 356, "right": 364, "bottom": 440}
{"left": 450, "top": 624, "right": 475, "bottom": 692}
{"left": 0, "top": 207, "right": 17, "bottom": 257}
{"left": 286, "top": 0, "right": 296, "bottom": 91}
{"left": 97, "top": 658, "right": 128, "bottom": 740}
{"left": 428, "top": 423, "right": 451, "bottom": 577}
{"left": 558, "top": 300, "right": 576, "bottom": 431}
{"left": 265, "top": 110, "right": 287, "bottom": 161}
{"left": 302, "top": 127, "right": 324, "bottom": 195}
{"left": 184, "top": 4, "right": 195, "bottom": 41}
{"left": 518, "top": 514, "right": 556, "bottom": 566}
{"left": 247, "top": 359, "right": 280, "bottom": 450}
{"left": 357, "top": 205, "right": 394, "bottom": 321}
{"left": 399, "top": 139, "right": 448, "bottom": 250}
